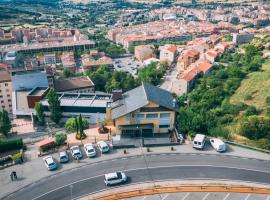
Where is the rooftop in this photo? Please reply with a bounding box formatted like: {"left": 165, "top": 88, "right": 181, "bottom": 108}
{"left": 110, "top": 83, "right": 178, "bottom": 120}
{"left": 54, "top": 77, "right": 94, "bottom": 92}
{"left": 0, "top": 71, "right": 11, "bottom": 83}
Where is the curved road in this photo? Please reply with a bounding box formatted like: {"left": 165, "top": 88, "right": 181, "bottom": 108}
{"left": 2, "top": 153, "right": 270, "bottom": 200}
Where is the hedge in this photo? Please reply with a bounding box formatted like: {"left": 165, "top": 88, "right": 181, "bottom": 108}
{"left": 0, "top": 138, "right": 23, "bottom": 153}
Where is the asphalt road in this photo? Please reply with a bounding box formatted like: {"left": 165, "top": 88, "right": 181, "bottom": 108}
{"left": 2, "top": 153, "right": 270, "bottom": 200}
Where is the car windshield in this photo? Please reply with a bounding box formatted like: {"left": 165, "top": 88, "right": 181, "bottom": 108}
{"left": 48, "top": 162, "right": 55, "bottom": 166}
{"left": 74, "top": 152, "right": 80, "bottom": 156}
{"left": 88, "top": 149, "right": 94, "bottom": 153}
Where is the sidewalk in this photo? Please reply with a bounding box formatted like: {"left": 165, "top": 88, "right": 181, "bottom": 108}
{"left": 0, "top": 143, "right": 270, "bottom": 199}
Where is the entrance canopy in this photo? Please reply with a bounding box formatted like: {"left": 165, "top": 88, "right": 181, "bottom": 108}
{"left": 119, "top": 123, "right": 154, "bottom": 137}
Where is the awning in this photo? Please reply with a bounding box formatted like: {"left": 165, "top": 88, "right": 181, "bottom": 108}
{"left": 119, "top": 123, "right": 154, "bottom": 130}
{"left": 36, "top": 137, "right": 56, "bottom": 148}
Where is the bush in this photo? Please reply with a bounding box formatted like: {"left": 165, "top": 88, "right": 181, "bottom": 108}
{"left": 256, "top": 138, "right": 270, "bottom": 150}
{"left": 266, "top": 96, "right": 270, "bottom": 106}
{"left": 65, "top": 117, "right": 89, "bottom": 133}
{"left": 0, "top": 138, "right": 23, "bottom": 153}
{"left": 11, "top": 152, "right": 22, "bottom": 161}
{"left": 244, "top": 106, "right": 258, "bottom": 116}
{"left": 54, "top": 133, "right": 67, "bottom": 147}
{"left": 244, "top": 94, "right": 253, "bottom": 100}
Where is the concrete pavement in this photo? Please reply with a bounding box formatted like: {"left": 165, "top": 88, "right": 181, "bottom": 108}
{"left": 0, "top": 143, "right": 270, "bottom": 199}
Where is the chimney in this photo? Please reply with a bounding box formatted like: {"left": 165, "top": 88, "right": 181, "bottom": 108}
{"left": 112, "top": 89, "right": 123, "bottom": 102}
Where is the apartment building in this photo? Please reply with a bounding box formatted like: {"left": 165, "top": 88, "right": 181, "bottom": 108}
{"left": 0, "top": 71, "right": 12, "bottom": 113}
{"left": 159, "top": 44, "right": 178, "bottom": 66}
{"left": 134, "top": 45, "right": 156, "bottom": 63}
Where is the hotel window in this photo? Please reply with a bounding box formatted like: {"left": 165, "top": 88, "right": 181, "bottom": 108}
{"left": 160, "top": 113, "right": 171, "bottom": 118}
{"left": 5, "top": 83, "right": 8, "bottom": 87}
{"left": 146, "top": 114, "right": 158, "bottom": 119}
{"left": 8, "top": 99, "right": 11, "bottom": 102}
{"left": 1, "top": 100, "right": 4, "bottom": 103}
{"left": 136, "top": 114, "right": 145, "bottom": 120}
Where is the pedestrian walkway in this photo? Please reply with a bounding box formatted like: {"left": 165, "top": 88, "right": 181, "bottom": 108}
{"left": 0, "top": 143, "right": 269, "bottom": 199}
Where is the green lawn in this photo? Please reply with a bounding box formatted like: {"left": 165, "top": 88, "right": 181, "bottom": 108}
{"left": 230, "top": 59, "right": 270, "bottom": 110}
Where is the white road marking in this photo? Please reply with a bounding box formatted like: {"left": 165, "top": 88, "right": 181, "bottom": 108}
{"left": 161, "top": 194, "right": 169, "bottom": 200}
{"left": 223, "top": 193, "right": 230, "bottom": 200}
{"left": 266, "top": 195, "right": 270, "bottom": 200}
{"left": 32, "top": 164, "right": 270, "bottom": 200}
{"left": 244, "top": 194, "right": 250, "bottom": 200}
{"left": 182, "top": 193, "right": 190, "bottom": 200}
{"left": 202, "top": 193, "right": 210, "bottom": 200}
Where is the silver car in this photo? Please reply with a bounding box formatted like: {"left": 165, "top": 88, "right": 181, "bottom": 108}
{"left": 59, "top": 151, "right": 69, "bottom": 163}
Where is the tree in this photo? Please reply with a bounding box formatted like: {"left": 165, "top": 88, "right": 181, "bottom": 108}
{"left": 0, "top": 110, "right": 12, "bottom": 136}
{"left": 47, "top": 89, "right": 62, "bottom": 124}
{"left": 65, "top": 117, "right": 89, "bottom": 133}
{"left": 35, "top": 102, "right": 45, "bottom": 125}
{"left": 75, "top": 114, "right": 87, "bottom": 140}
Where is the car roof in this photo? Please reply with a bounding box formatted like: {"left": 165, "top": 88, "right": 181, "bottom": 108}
{"left": 98, "top": 141, "right": 108, "bottom": 147}
{"left": 60, "top": 151, "right": 67, "bottom": 156}
{"left": 70, "top": 146, "right": 79, "bottom": 149}
{"left": 194, "top": 134, "right": 206, "bottom": 141}
{"left": 84, "top": 143, "right": 93, "bottom": 148}
{"left": 211, "top": 138, "right": 225, "bottom": 145}
{"left": 105, "top": 172, "right": 119, "bottom": 179}
{"left": 44, "top": 156, "right": 54, "bottom": 164}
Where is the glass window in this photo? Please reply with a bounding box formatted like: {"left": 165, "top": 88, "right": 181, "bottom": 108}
{"left": 160, "top": 113, "right": 171, "bottom": 118}
{"left": 146, "top": 114, "right": 158, "bottom": 119}
{"left": 159, "top": 124, "right": 170, "bottom": 128}
{"left": 136, "top": 114, "right": 145, "bottom": 120}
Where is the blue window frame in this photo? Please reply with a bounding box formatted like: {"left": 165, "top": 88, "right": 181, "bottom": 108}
{"left": 160, "top": 113, "right": 171, "bottom": 118}
{"left": 146, "top": 114, "right": 158, "bottom": 119}
{"left": 136, "top": 114, "right": 145, "bottom": 120}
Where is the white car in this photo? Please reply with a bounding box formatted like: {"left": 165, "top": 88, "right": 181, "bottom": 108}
{"left": 104, "top": 171, "right": 127, "bottom": 186}
{"left": 59, "top": 151, "right": 69, "bottom": 163}
{"left": 97, "top": 141, "right": 110, "bottom": 153}
{"left": 84, "top": 143, "right": 96, "bottom": 157}
{"left": 43, "top": 155, "right": 57, "bottom": 170}
{"left": 210, "top": 138, "right": 226, "bottom": 152}
{"left": 70, "top": 146, "right": 83, "bottom": 159}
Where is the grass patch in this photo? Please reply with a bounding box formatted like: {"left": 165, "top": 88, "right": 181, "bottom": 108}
{"left": 230, "top": 60, "right": 270, "bottom": 110}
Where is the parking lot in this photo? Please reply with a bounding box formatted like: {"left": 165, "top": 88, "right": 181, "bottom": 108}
{"left": 113, "top": 56, "right": 141, "bottom": 76}
{"left": 126, "top": 192, "right": 270, "bottom": 200}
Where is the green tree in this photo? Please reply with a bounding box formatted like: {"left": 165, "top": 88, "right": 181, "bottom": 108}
{"left": 47, "top": 89, "right": 62, "bottom": 124}
{"left": 0, "top": 110, "right": 12, "bottom": 136}
{"left": 35, "top": 102, "right": 45, "bottom": 125}
{"left": 78, "top": 114, "right": 86, "bottom": 139}
{"left": 65, "top": 117, "right": 89, "bottom": 133}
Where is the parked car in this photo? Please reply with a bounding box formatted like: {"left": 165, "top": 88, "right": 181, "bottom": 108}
{"left": 59, "top": 151, "right": 69, "bottom": 163}
{"left": 104, "top": 171, "right": 127, "bottom": 186}
{"left": 193, "top": 134, "right": 206, "bottom": 150}
{"left": 210, "top": 138, "right": 226, "bottom": 152}
{"left": 43, "top": 155, "right": 57, "bottom": 170}
{"left": 97, "top": 141, "right": 110, "bottom": 153}
{"left": 84, "top": 143, "right": 96, "bottom": 157}
{"left": 70, "top": 146, "right": 83, "bottom": 159}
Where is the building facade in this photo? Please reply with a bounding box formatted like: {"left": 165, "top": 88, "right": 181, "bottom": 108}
{"left": 106, "top": 83, "right": 178, "bottom": 137}
{"left": 0, "top": 71, "right": 12, "bottom": 113}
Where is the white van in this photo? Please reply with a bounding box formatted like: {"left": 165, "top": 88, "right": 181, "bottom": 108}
{"left": 210, "top": 138, "right": 226, "bottom": 152}
{"left": 193, "top": 134, "right": 206, "bottom": 150}
{"left": 97, "top": 141, "right": 110, "bottom": 153}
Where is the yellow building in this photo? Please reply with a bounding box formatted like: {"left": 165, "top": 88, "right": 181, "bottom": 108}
{"left": 106, "top": 83, "right": 178, "bottom": 137}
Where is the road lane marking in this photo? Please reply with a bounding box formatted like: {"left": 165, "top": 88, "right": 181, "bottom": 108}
{"left": 202, "top": 193, "right": 210, "bottom": 200}
{"left": 223, "top": 193, "right": 230, "bottom": 200}
{"left": 161, "top": 194, "right": 169, "bottom": 200}
{"left": 182, "top": 193, "right": 190, "bottom": 200}
{"left": 244, "top": 194, "right": 250, "bottom": 200}
{"left": 31, "top": 164, "right": 270, "bottom": 200}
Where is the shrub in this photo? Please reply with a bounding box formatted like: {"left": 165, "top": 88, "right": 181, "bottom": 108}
{"left": 266, "top": 96, "right": 270, "bottom": 106}
{"left": 65, "top": 117, "right": 89, "bottom": 133}
{"left": 256, "top": 138, "right": 270, "bottom": 150}
{"left": 244, "top": 106, "right": 258, "bottom": 116}
{"left": 0, "top": 138, "right": 23, "bottom": 153}
{"left": 54, "top": 133, "right": 67, "bottom": 147}
{"left": 11, "top": 152, "right": 22, "bottom": 161}
{"left": 244, "top": 94, "right": 253, "bottom": 100}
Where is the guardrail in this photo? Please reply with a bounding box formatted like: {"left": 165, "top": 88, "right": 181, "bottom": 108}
{"left": 83, "top": 185, "right": 270, "bottom": 200}
{"left": 225, "top": 140, "right": 270, "bottom": 154}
